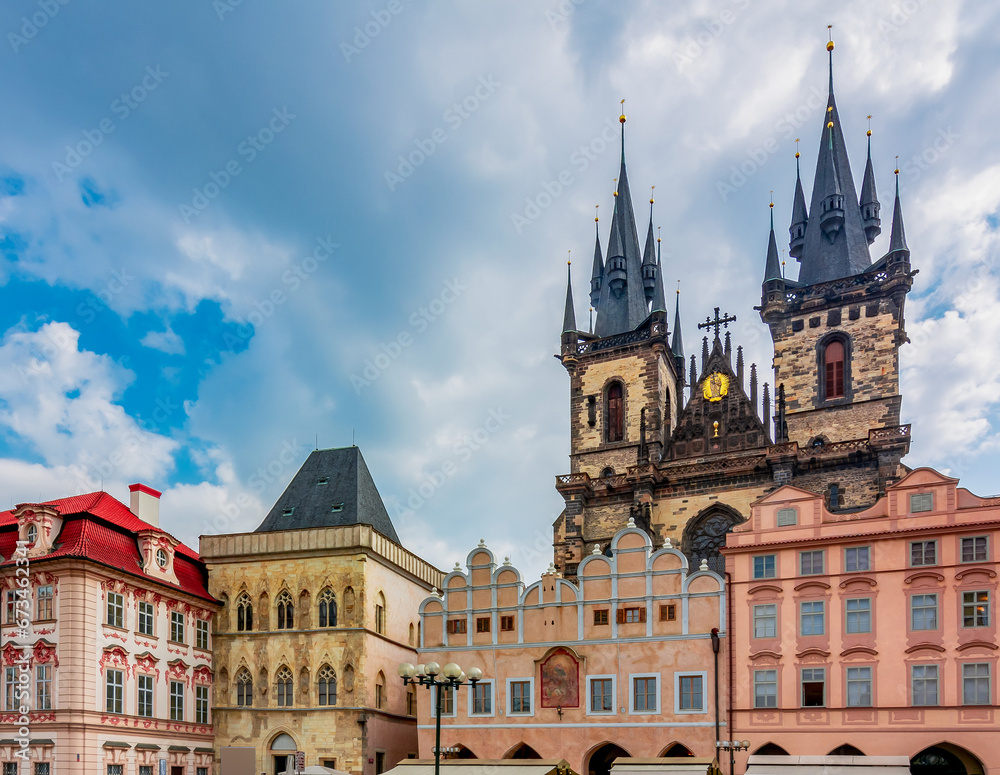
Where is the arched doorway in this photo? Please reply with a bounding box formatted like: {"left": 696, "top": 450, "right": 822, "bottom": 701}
{"left": 911, "top": 745, "right": 984, "bottom": 775}
{"left": 454, "top": 746, "right": 478, "bottom": 760}
{"left": 269, "top": 732, "right": 296, "bottom": 775}
{"left": 505, "top": 744, "right": 542, "bottom": 760}
{"left": 829, "top": 745, "right": 865, "bottom": 756}
{"left": 660, "top": 743, "right": 694, "bottom": 757}
{"left": 588, "top": 743, "right": 630, "bottom": 775}
{"left": 753, "top": 743, "right": 789, "bottom": 756}
{"left": 681, "top": 504, "right": 746, "bottom": 574}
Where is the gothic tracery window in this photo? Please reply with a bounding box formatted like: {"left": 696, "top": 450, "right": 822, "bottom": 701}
{"left": 318, "top": 665, "right": 337, "bottom": 706}
{"left": 235, "top": 668, "right": 253, "bottom": 707}
{"left": 318, "top": 588, "right": 337, "bottom": 628}
{"left": 682, "top": 506, "right": 745, "bottom": 575}
{"left": 275, "top": 666, "right": 293, "bottom": 707}
{"left": 276, "top": 590, "right": 294, "bottom": 630}
{"left": 236, "top": 593, "right": 253, "bottom": 632}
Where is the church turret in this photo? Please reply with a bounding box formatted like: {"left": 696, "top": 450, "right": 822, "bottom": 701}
{"left": 788, "top": 147, "right": 808, "bottom": 259}
{"left": 642, "top": 196, "right": 657, "bottom": 304}
{"left": 860, "top": 125, "right": 881, "bottom": 244}
{"left": 764, "top": 203, "right": 783, "bottom": 283}
{"left": 590, "top": 209, "right": 604, "bottom": 309}
{"left": 671, "top": 284, "right": 684, "bottom": 362}
{"left": 886, "top": 168, "right": 909, "bottom": 263}
{"left": 562, "top": 261, "right": 577, "bottom": 334}
{"left": 817, "top": 121, "right": 846, "bottom": 244}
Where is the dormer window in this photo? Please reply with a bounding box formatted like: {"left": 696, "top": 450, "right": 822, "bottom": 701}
{"left": 282, "top": 507, "right": 294, "bottom": 517}
{"left": 331, "top": 503, "right": 344, "bottom": 513}
{"left": 26, "top": 524, "right": 37, "bottom": 544}
{"left": 317, "top": 477, "right": 329, "bottom": 485}
{"left": 156, "top": 549, "right": 168, "bottom": 568}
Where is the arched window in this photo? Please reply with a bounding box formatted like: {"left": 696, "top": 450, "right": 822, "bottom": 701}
{"left": 236, "top": 593, "right": 253, "bottom": 632}
{"left": 275, "top": 666, "right": 293, "bottom": 707}
{"left": 318, "top": 588, "right": 337, "bottom": 628}
{"left": 318, "top": 665, "right": 337, "bottom": 706}
{"left": 235, "top": 668, "right": 253, "bottom": 707}
{"left": 408, "top": 622, "right": 415, "bottom": 645}
{"left": 824, "top": 340, "right": 845, "bottom": 398}
{"left": 375, "top": 592, "right": 386, "bottom": 635}
{"left": 606, "top": 382, "right": 624, "bottom": 442}
{"left": 375, "top": 671, "right": 386, "bottom": 709}
{"left": 681, "top": 504, "right": 746, "bottom": 575}
{"left": 276, "top": 590, "right": 294, "bottom": 630}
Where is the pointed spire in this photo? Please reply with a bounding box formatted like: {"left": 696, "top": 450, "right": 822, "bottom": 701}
{"left": 724, "top": 330, "right": 732, "bottom": 361}
{"left": 887, "top": 164, "right": 909, "bottom": 258}
{"left": 671, "top": 282, "right": 684, "bottom": 361}
{"left": 562, "top": 259, "right": 577, "bottom": 334}
{"left": 701, "top": 336, "right": 709, "bottom": 373}
{"left": 762, "top": 382, "right": 771, "bottom": 441}
{"left": 642, "top": 189, "right": 657, "bottom": 304}
{"left": 764, "top": 201, "right": 783, "bottom": 282}
{"left": 789, "top": 141, "right": 808, "bottom": 259}
{"left": 750, "top": 363, "right": 758, "bottom": 420}
{"left": 860, "top": 117, "right": 881, "bottom": 244}
{"left": 736, "top": 345, "right": 744, "bottom": 388}
{"left": 590, "top": 205, "right": 604, "bottom": 309}
{"left": 689, "top": 355, "right": 697, "bottom": 396}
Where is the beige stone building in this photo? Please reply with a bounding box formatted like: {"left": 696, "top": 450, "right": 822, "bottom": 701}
{"left": 201, "top": 447, "right": 442, "bottom": 775}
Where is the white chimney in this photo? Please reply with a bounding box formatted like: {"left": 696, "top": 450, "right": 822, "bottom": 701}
{"left": 129, "top": 483, "right": 161, "bottom": 527}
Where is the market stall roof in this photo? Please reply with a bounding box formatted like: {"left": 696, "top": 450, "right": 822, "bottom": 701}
{"left": 382, "top": 760, "right": 576, "bottom": 775}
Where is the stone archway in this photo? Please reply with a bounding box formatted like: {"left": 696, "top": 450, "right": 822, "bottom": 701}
{"left": 681, "top": 503, "right": 746, "bottom": 575}
{"left": 587, "top": 743, "right": 630, "bottom": 775}
{"left": 911, "top": 745, "right": 984, "bottom": 775}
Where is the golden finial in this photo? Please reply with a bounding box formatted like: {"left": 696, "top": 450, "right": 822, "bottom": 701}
{"left": 613, "top": 177, "right": 618, "bottom": 197}
{"left": 676, "top": 280, "right": 681, "bottom": 296}
{"left": 827, "top": 106, "right": 833, "bottom": 113}
{"left": 894, "top": 155, "right": 899, "bottom": 176}
{"left": 827, "top": 121, "right": 834, "bottom": 129}
{"left": 827, "top": 24, "right": 834, "bottom": 51}
{"left": 657, "top": 225, "right": 661, "bottom": 244}
{"left": 769, "top": 190, "right": 774, "bottom": 208}
{"left": 650, "top": 185, "right": 655, "bottom": 205}
{"left": 795, "top": 138, "right": 800, "bottom": 159}
{"left": 567, "top": 249, "right": 571, "bottom": 266}
{"left": 619, "top": 98, "right": 626, "bottom": 124}
{"left": 595, "top": 204, "right": 599, "bottom": 222}
{"left": 866, "top": 115, "right": 873, "bottom": 137}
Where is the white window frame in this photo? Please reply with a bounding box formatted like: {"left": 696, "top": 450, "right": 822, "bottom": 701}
{"left": 753, "top": 669, "right": 778, "bottom": 709}
{"left": 585, "top": 673, "right": 617, "bottom": 716}
{"left": 137, "top": 601, "right": 155, "bottom": 636}
{"left": 506, "top": 677, "right": 534, "bottom": 717}
{"left": 674, "top": 671, "right": 708, "bottom": 714}
{"left": 845, "top": 597, "right": 872, "bottom": 634}
{"left": 468, "top": 679, "right": 495, "bottom": 717}
{"left": 430, "top": 683, "right": 457, "bottom": 718}
{"left": 170, "top": 679, "right": 184, "bottom": 721}
{"left": 800, "top": 600, "right": 825, "bottom": 636}
{"left": 35, "top": 664, "right": 51, "bottom": 710}
{"left": 628, "top": 672, "right": 660, "bottom": 715}
{"left": 753, "top": 604, "right": 777, "bottom": 638}
{"left": 137, "top": 673, "right": 154, "bottom": 718}
{"left": 195, "top": 684, "right": 210, "bottom": 724}
{"left": 107, "top": 592, "right": 124, "bottom": 628}
{"left": 196, "top": 619, "right": 210, "bottom": 649}
{"left": 910, "top": 664, "right": 939, "bottom": 707}
{"left": 106, "top": 669, "right": 124, "bottom": 714}
{"left": 845, "top": 665, "right": 873, "bottom": 707}
{"left": 170, "top": 610, "right": 185, "bottom": 643}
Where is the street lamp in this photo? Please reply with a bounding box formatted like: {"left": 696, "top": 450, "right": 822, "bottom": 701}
{"left": 716, "top": 740, "right": 752, "bottom": 775}
{"left": 399, "top": 662, "right": 482, "bottom": 775}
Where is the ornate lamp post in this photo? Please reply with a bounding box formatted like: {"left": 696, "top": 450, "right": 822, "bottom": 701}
{"left": 398, "top": 662, "right": 482, "bottom": 775}
{"left": 716, "top": 740, "right": 751, "bottom": 775}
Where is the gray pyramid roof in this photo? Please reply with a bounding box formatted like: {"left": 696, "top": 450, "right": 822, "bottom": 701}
{"left": 254, "top": 447, "right": 399, "bottom": 543}
{"left": 887, "top": 174, "right": 909, "bottom": 255}
{"left": 764, "top": 208, "right": 782, "bottom": 281}
{"left": 671, "top": 287, "right": 684, "bottom": 361}
{"left": 562, "top": 262, "right": 577, "bottom": 333}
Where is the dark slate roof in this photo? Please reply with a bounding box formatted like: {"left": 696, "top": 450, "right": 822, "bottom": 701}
{"left": 254, "top": 447, "right": 400, "bottom": 543}
{"left": 795, "top": 67, "right": 872, "bottom": 285}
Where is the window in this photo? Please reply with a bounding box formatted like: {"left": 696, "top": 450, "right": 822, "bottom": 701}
{"left": 962, "top": 536, "right": 989, "bottom": 563}
{"left": 510, "top": 680, "right": 531, "bottom": 714}
{"left": 107, "top": 592, "right": 124, "bottom": 628}
{"left": 138, "top": 601, "right": 154, "bottom": 636}
{"left": 375, "top": 592, "right": 386, "bottom": 635}
{"left": 776, "top": 508, "right": 797, "bottom": 526}
{"left": 318, "top": 588, "right": 337, "bottom": 627}
{"left": 800, "top": 550, "right": 824, "bottom": 575}
{"left": 4, "top": 667, "right": 16, "bottom": 711}
{"left": 437, "top": 684, "right": 455, "bottom": 716}
{"left": 801, "top": 668, "right": 825, "bottom": 707}
{"left": 170, "top": 680, "right": 184, "bottom": 720}
{"left": 911, "top": 540, "right": 937, "bottom": 566}
{"left": 375, "top": 672, "right": 386, "bottom": 709}
{"left": 660, "top": 604, "right": 677, "bottom": 622}
{"left": 376, "top": 752, "right": 386, "bottom": 775}
{"left": 846, "top": 666, "right": 872, "bottom": 707}
{"left": 447, "top": 618, "right": 467, "bottom": 634}
{"left": 3, "top": 765, "right": 17, "bottom": 775}
{"left": 845, "top": 547, "right": 870, "bottom": 572}
{"left": 476, "top": 617, "right": 491, "bottom": 633}
{"left": 472, "top": 681, "right": 492, "bottom": 714}
{"left": 35, "top": 665, "right": 51, "bottom": 710}
{"left": 593, "top": 609, "right": 609, "bottom": 626}
{"left": 632, "top": 676, "right": 658, "bottom": 712}
{"left": 754, "top": 670, "right": 777, "bottom": 708}
{"left": 911, "top": 594, "right": 938, "bottom": 630}
{"left": 276, "top": 590, "right": 294, "bottom": 630}
{"left": 107, "top": 767, "right": 123, "bottom": 775}
{"left": 911, "top": 664, "right": 938, "bottom": 706}
{"left": 36, "top": 585, "right": 53, "bottom": 620}
{"left": 26, "top": 523, "right": 37, "bottom": 543}
{"left": 962, "top": 663, "right": 991, "bottom": 705}
{"left": 106, "top": 669, "right": 124, "bottom": 714}
{"left": 963, "top": 591, "right": 990, "bottom": 627}
{"left": 276, "top": 666, "right": 293, "bottom": 707}
{"left": 753, "top": 604, "right": 777, "bottom": 638}
{"left": 5, "top": 590, "right": 16, "bottom": 623}
{"left": 909, "top": 492, "right": 933, "bottom": 513}
{"left": 677, "top": 674, "right": 705, "bottom": 712}
{"left": 197, "top": 769, "right": 208, "bottom": 775}
{"left": 606, "top": 382, "right": 624, "bottom": 442}
{"left": 35, "top": 766, "right": 50, "bottom": 775}
{"left": 406, "top": 684, "right": 416, "bottom": 716}
{"left": 196, "top": 619, "right": 209, "bottom": 650}
{"left": 618, "top": 607, "right": 646, "bottom": 624}
{"left": 590, "top": 677, "right": 613, "bottom": 713}
{"left": 800, "top": 601, "right": 825, "bottom": 636}
{"left": 140, "top": 767, "right": 153, "bottom": 775}
{"left": 500, "top": 615, "right": 515, "bottom": 631}
{"left": 823, "top": 339, "right": 845, "bottom": 399}
{"left": 753, "top": 555, "right": 776, "bottom": 579}
{"left": 196, "top": 685, "right": 209, "bottom": 724}
{"left": 236, "top": 669, "right": 253, "bottom": 707}
{"left": 138, "top": 674, "right": 154, "bottom": 717}
{"left": 236, "top": 592, "right": 253, "bottom": 631}
{"left": 170, "top": 611, "right": 185, "bottom": 643}
{"left": 845, "top": 598, "right": 872, "bottom": 634}
{"left": 318, "top": 665, "right": 337, "bottom": 706}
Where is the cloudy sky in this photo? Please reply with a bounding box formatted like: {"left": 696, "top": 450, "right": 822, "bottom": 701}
{"left": 0, "top": 1, "right": 998, "bottom": 582}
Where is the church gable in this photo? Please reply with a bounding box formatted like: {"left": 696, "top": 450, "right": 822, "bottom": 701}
{"left": 667, "top": 336, "right": 769, "bottom": 460}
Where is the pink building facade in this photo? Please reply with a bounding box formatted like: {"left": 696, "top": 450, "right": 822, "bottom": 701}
{"left": 724, "top": 468, "right": 999, "bottom": 775}
{"left": 416, "top": 524, "right": 727, "bottom": 775}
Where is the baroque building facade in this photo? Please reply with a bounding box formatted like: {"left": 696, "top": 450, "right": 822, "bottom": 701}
{"left": 202, "top": 446, "right": 442, "bottom": 775}
{"left": 0, "top": 485, "right": 218, "bottom": 775}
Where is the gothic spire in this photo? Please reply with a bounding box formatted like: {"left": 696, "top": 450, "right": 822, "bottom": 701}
{"left": 859, "top": 121, "right": 881, "bottom": 244}
{"left": 651, "top": 229, "right": 667, "bottom": 314}
{"left": 671, "top": 283, "right": 684, "bottom": 361}
{"left": 590, "top": 208, "right": 604, "bottom": 309}
{"left": 764, "top": 202, "right": 783, "bottom": 282}
{"left": 642, "top": 192, "right": 657, "bottom": 304}
{"left": 789, "top": 143, "right": 808, "bottom": 259}
{"left": 887, "top": 168, "right": 909, "bottom": 258}
{"left": 562, "top": 261, "right": 577, "bottom": 334}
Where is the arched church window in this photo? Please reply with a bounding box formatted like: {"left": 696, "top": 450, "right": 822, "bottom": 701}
{"left": 235, "top": 668, "right": 253, "bottom": 707}
{"left": 318, "top": 588, "right": 337, "bottom": 628}
{"left": 276, "top": 590, "right": 294, "bottom": 630}
{"left": 681, "top": 506, "right": 745, "bottom": 575}
{"left": 823, "top": 339, "right": 845, "bottom": 399}
{"left": 318, "top": 665, "right": 337, "bottom": 706}
{"left": 606, "top": 382, "right": 624, "bottom": 442}
{"left": 236, "top": 593, "right": 253, "bottom": 632}
{"left": 275, "top": 666, "right": 293, "bottom": 707}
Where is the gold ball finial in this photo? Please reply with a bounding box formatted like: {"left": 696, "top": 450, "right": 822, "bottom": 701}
{"left": 867, "top": 129, "right": 872, "bottom": 137}
{"left": 827, "top": 40, "right": 835, "bottom": 52}
{"left": 795, "top": 151, "right": 800, "bottom": 158}
{"left": 595, "top": 204, "right": 599, "bottom": 222}
{"left": 619, "top": 98, "right": 626, "bottom": 124}
{"left": 827, "top": 121, "right": 834, "bottom": 129}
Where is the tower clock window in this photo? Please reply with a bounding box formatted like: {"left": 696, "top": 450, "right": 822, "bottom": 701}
{"left": 606, "top": 382, "right": 624, "bottom": 442}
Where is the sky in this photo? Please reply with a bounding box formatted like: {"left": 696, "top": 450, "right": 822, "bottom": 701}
{"left": 0, "top": 1, "right": 998, "bottom": 583}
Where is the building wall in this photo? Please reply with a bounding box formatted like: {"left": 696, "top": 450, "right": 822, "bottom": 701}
{"left": 201, "top": 524, "right": 440, "bottom": 775}
{"left": 724, "top": 467, "right": 1000, "bottom": 774}
{"left": 416, "top": 527, "right": 727, "bottom": 775}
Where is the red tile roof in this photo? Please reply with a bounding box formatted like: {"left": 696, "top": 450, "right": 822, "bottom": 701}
{"left": 0, "top": 491, "right": 213, "bottom": 602}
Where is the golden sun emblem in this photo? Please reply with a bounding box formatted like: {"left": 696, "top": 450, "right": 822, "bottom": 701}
{"left": 703, "top": 372, "right": 730, "bottom": 402}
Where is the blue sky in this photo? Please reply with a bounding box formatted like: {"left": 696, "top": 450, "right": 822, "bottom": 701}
{"left": 0, "top": 1, "right": 998, "bottom": 581}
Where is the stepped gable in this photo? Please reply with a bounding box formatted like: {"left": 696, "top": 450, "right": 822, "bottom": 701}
{"left": 254, "top": 446, "right": 400, "bottom": 543}
{"left": 666, "top": 337, "right": 769, "bottom": 461}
